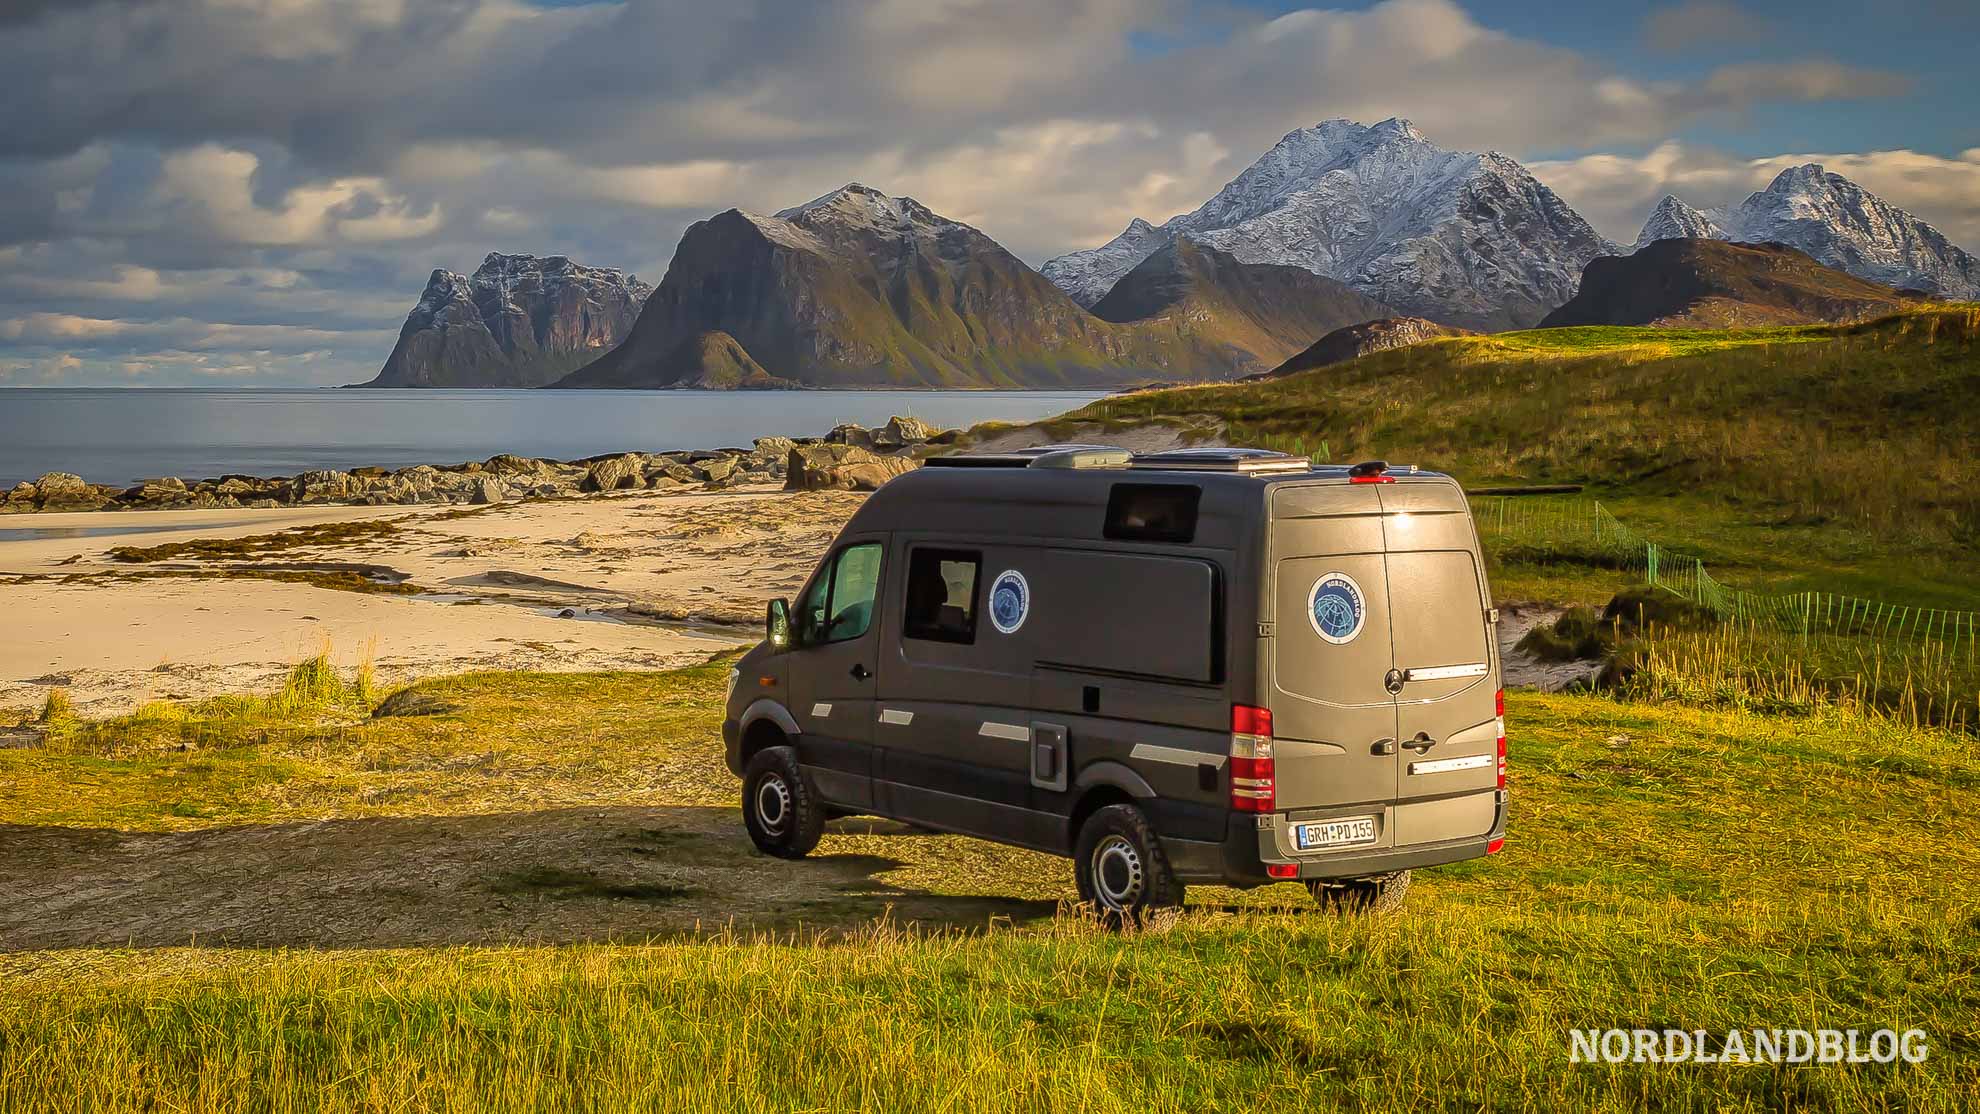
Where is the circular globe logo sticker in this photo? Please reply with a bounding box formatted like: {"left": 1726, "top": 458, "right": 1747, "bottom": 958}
{"left": 989, "top": 570, "right": 1030, "bottom": 635}
{"left": 1307, "top": 571, "right": 1366, "bottom": 645}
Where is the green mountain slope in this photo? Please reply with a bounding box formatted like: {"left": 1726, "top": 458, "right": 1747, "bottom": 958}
{"left": 1090, "top": 238, "right": 1393, "bottom": 369}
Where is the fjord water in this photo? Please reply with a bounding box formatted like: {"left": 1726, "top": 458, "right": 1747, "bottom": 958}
{"left": 0, "top": 388, "right": 1105, "bottom": 487}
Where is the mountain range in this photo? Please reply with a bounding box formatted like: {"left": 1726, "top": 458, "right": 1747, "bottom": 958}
{"left": 1042, "top": 118, "right": 1617, "bottom": 331}
{"left": 356, "top": 121, "right": 1977, "bottom": 390}
{"left": 550, "top": 183, "right": 1388, "bottom": 390}
{"left": 1636, "top": 165, "right": 1980, "bottom": 300}
{"left": 363, "top": 254, "right": 651, "bottom": 388}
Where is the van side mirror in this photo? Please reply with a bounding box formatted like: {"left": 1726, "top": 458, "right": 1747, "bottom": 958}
{"left": 766, "top": 598, "right": 792, "bottom": 649}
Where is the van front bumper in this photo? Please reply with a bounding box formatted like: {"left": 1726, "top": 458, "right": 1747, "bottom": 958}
{"left": 1162, "top": 790, "right": 1508, "bottom": 885}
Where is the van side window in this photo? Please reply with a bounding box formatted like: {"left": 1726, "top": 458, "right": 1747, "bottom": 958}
{"left": 825, "top": 543, "right": 882, "bottom": 642}
{"left": 902, "top": 548, "right": 980, "bottom": 644}
{"left": 1105, "top": 484, "right": 1201, "bottom": 543}
{"left": 796, "top": 542, "right": 883, "bottom": 645}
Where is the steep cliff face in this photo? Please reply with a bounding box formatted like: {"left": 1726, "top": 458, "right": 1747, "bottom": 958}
{"left": 1044, "top": 118, "right": 1617, "bottom": 331}
{"left": 554, "top": 184, "right": 1326, "bottom": 389}
{"left": 1635, "top": 166, "right": 1980, "bottom": 300}
{"left": 363, "top": 254, "right": 652, "bottom": 388}
{"left": 1543, "top": 239, "right": 1915, "bottom": 329}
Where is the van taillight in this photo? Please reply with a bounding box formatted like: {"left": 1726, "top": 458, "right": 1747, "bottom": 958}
{"left": 1230, "top": 704, "right": 1275, "bottom": 813}
{"left": 1495, "top": 688, "right": 1507, "bottom": 791}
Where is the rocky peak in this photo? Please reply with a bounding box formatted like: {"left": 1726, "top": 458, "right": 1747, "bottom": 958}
{"left": 1044, "top": 118, "right": 1615, "bottom": 329}
{"left": 1636, "top": 195, "right": 1725, "bottom": 248}
{"left": 776, "top": 183, "right": 946, "bottom": 232}
{"left": 363, "top": 251, "right": 653, "bottom": 388}
{"left": 1634, "top": 165, "right": 1980, "bottom": 299}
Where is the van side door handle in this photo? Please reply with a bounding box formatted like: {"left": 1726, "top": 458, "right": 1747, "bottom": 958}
{"left": 849, "top": 663, "right": 871, "bottom": 681}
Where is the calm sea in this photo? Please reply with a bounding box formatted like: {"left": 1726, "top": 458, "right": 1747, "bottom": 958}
{"left": 0, "top": 388, "right": 1106, "bottom": 487}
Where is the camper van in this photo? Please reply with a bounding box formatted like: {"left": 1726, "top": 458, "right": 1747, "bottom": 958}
{"left": 721, "top": 447, "right": 1506, "bottom": 918}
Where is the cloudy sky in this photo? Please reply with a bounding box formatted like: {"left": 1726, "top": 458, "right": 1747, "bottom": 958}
{"left": 2, "top": 0, "right": 1975, "bottom": 386}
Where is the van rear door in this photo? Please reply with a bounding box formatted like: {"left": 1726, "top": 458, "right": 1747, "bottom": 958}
{"left": 1266, "top": 484, "right": 1398, "bottom": 814}
{"left": 1381, "top": 483, "right": 1499, "bottom": 846}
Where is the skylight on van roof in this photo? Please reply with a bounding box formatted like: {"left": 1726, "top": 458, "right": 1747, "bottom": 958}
{"left": 1129, "top": 448, "right": 1313, "bottom": 474}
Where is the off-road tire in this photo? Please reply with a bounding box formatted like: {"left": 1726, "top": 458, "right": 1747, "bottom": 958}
{"left": 1073, "top": 804, "right": 1185, "bottom": 925}
{"left": 741, "top": 746, "right": 825, "bottom": 859}
{"left": 1307, "top": 869, "right": 1411, "bottom": 914}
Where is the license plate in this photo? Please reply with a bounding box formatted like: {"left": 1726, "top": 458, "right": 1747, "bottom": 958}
{"left": 1295, "top": 816, "right": 1376, "bottom": 850}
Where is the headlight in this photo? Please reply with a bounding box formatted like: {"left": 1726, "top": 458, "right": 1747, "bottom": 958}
{"left": 726, "top": 667, "right": 740, "bottom": 699}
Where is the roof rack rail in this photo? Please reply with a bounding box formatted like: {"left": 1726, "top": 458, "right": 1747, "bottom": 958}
{"left": 1129, "top": 447, "right": 1313, "bottom": 474}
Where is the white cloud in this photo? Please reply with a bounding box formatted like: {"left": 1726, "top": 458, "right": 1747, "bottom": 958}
{"left": 154, "top": 145, "right": 442, "bottom": 246}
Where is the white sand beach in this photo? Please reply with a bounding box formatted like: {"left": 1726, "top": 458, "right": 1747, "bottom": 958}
{"left": 1, "top": 487, "right": 864, "bottom": 713}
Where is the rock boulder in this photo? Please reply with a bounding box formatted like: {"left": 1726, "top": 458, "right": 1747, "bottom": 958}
{"left": 785, "top": 444, "right": 918, "bottom": 492}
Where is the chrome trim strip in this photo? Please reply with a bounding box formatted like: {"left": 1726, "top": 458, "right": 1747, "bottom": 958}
{"left": 1409, "top": 754, "right": 1493, "bottom": 775}
{"left": 1130, "top": 743, "right": 1225, "bottom": 768}
{"left": 1405, "top": 662, "right": 1490, "bottom": 682}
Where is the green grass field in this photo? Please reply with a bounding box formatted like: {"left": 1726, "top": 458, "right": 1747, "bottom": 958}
{"left": 3, "top": 658, "right": 1977, "bottom": 1111}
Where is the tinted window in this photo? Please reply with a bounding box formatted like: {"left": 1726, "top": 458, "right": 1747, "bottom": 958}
{"left": 903, "top": 548, "right": 980, "bottom": 643}
{"left": 795, "top": 542, "right": 883, "bottom": 645}
{"left": 1105, "top": 484, "right": 1200, "bottom": 543}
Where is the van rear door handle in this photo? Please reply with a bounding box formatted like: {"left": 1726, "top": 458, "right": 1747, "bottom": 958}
{"left": 1371, "top": 738, "right": 1397, "bottom": 756}
{"left": 849, "top": 663, "right": 871, "bottom": 681}
{"left": 1402, "top": 732, "right": 1436, "bottom": 753}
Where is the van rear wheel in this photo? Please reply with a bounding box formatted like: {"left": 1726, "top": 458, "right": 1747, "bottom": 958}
{"left": 1306, "top": 869, "right": 1410, "bottom": 914}
{"left": 742, "top": 746, "right": 824, "bottom": 859}
{"left": 1074, "top": 804, "right": 1184, "bottom": 924}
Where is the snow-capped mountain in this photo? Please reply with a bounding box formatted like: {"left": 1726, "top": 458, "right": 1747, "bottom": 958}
{"left": 1635, "top": 195, "right": 1726, "bottom": 245}
{"left": 1635, "top": 166, "right": 1980, "bottom": 300}
{"left": 1042, "top": 118, "right": 1617, "bottom": 331}
{"left": 364, "top": 253, "right": 652, "bottom": 387}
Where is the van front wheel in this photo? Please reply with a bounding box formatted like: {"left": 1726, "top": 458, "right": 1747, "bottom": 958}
{"left": 742, "top": 746, "right": 825, "bottom": 859}
{"left": 1074, "top": 804, "right": 1184, "bottom": 923}
{"left": 1307, "top": 869, "right": 1410, "bottom": 914}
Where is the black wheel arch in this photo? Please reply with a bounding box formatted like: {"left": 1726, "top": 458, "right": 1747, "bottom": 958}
{"left": 1065, "top": 761, "right": 1157, "bottom": 852}
{"left": 738, "top": 699, "right": 800, "bottom": 768}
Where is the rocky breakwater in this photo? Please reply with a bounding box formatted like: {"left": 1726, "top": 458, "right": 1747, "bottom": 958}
{"left": 0, "top": 416, "right": 955, "bottom": 514}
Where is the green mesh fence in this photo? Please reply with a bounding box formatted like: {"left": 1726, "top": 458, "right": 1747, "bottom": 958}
{"left": 1471, "top": 495, "right": 1980, "bottom": 663}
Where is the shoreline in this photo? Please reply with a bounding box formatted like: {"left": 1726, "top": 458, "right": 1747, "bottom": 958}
{"left": 1, "top": 415, "right": 958, "bottom": 516}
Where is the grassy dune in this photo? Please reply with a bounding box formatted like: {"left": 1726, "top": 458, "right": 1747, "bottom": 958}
{"left": 3, "top": 659, "right": 1977, "bottom": 1110}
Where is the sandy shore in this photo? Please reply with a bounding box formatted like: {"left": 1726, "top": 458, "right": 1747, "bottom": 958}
{"left": 0, "top": 486, "right": 863, "bottom": 714}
